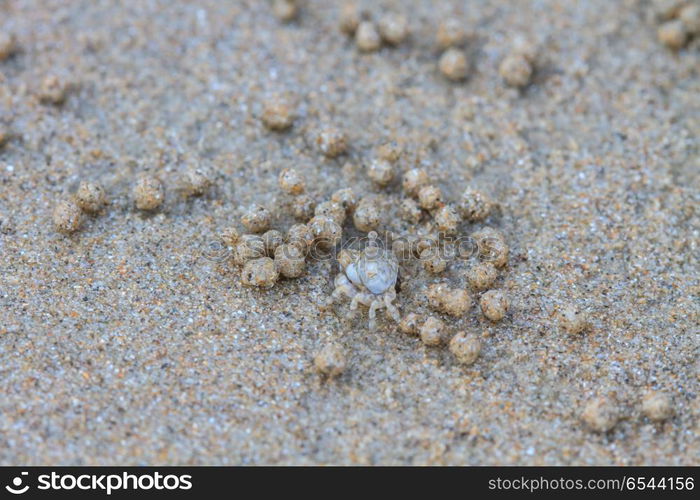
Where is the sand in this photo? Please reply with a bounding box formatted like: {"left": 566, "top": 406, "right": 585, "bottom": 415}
{"left": 0, "top": 0, "right": 698, "bottom": 465}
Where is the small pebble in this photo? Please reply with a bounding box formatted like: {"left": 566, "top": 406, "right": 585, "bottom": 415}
{"left": 262, "top": 96, "right": 295, "bottom": 131}
{"left": 314, "top": 343, "right": 346, "bottom": 378}
{"left": 331, "top": 187, "right": 357, "bottom": 213}
{"left": 308, "top": 215, "right": 342, "bottom": 250}
{"left": 356, "top": 21, "right": 381, "bottom": 52}
{"left": 274, "top": 243, "right": 306, "bottom": 278}
{"left": 480, "top": 290, "right": 508, "bottom": 322}
{"left": 466, "top": 262, "right": 498, "bottom": 290}
{"left": 339, "top": 2, "right": 361, "bottom": 35}
{"left": 402, "top": 168, "right": 429, "bottom": 196}
{"left": 679, "top": 3, "right": 700, "bottom": 34}
{"left": 459, "top": 188, "right": 492, "bottom": 221}
{"left": 420, "top": 247, "right": 447, "bottom": 274}
{"left": 439, "top": 48, "right": 468, "bottom": 81}
{"left": 278, "top": 168, "right": 306, "bottom": 195}
{"left": 315, "top": 200, "right": 346, "bottom": 225}
{"left": 499, "top": 53, "right": 533, "bottom": 88}
{"left": 241, "top": 204, "right": 272, "bottom": 233}
{"left": 287, "top": 223, "right": 314, "bottom": 255}
{"left": 53, "top": 199, "right": 83, "bottom": 234}
{"left": 367, "top": 158, "right": 394, "bottom": 187}
{"left": 434, "top": 204, "right": 460, "bottom": 235}
{"left": 262, "top": 229, "right": 284, "bottom": 255}
{"left": 581, "top": 396, "right": 619, "bottom": 433}
{"left": 420, "top": 316, "right": 446, "bottom": 346}
{"left": 657, "top": 19, "right": 687, "bottom": 49}
{"left": 436, "top": 18, "right": 467, "bottom": 49}
{"left": 39, "top": 75, "right": 68, "bottom": 105}
{"left": 399, "top": 198, "right": 422, "bottom": 223}
{"left": 241, "top": 257, "right": 279, "bottom": 288}
{"left": 133, "top": 175, "right": 165, "bottom": 211}
{"left": 449, "top": 331, "right": 481, "bottom": 365}
{"left": 641, "top": 391, "right": 674, "bottom": 422}
{"left": 272, "top": 0, "right": 298, "bottom": 22}
{"left": 75, "top": 180, "right": 106, "bottom": 214}
{"left": 353, "top": 197, "right": 381, "bottom": 232}
{"left": 182, "top": 164, "right": 213, "bottom": 197}
{"left": 558, "top": 304, "right": 588, "bottom": 334}
{"left": 398, "top": 312, "right": 422, "bottom": 335}
{"left": 378, "top": 13, "right": 408, "bottom": 46}
{"left": 234, "top": 234, "right": 266, "bottom": 264}
{"left": 0, "top": 32, "right": 16, "bottom": 61}
{"left": 316, "top": 126, "right": 348, "bottom": 158}
{"left": 417, "top": 185, "right": 443, "bottom": 211}
{"left": 292, "top": 194, "right": 316, "bottom": 221}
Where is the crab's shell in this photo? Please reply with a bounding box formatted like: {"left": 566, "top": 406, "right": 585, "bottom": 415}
{"left": 345, "top": 251, "right": 398, "bottom": 295}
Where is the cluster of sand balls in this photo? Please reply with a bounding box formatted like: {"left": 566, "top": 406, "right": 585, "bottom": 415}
{"left": 52, "top": 181, "right": 107, "bottom": 234}
{"left": 338, "top": 3, "right": 409, "bottom": 52}
{"left": 581, "top": 390, "right": 675, "bottom": 433}
{"left": 653, "top": 0, "right": 700, "bottom": 50}
{"left": 384, "top": 166, "right": 511, "bottom": 365}
{"left": 223, "top": 167, "right": 359, "bottom": 289}
{"left": 53, "top": 163, "right": 214, "bottom": 235}
{"left": 336, "top": 4, "right": 538, "bottom": 88}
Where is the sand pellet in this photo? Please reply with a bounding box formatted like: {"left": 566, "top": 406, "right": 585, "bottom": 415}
{"left": 439, "top": 48, "right": 468, "bottom": 82}
{"left": 581, "top": 396, "right": 619, "bottom": 433}
{"left": 314, "top": 200, "right": 346, "bottom": 225}
{"left": 133, "top": 175, "right": 165, "bottom": 211}
{"left": 367, "top": 158, "right": 395, "bottom": 187}
{"left": 241, "top": 257, "right": 279, "bottom": 288}
{"left": 499, "top": 53, "right": 533, "bottom": 88}
{"left": 262, "top": 96, "right": 295, "bottom": 131}
{"left": 641, "top": 391, "right": 674, "bottom": 422}
{"left": 292, "top": 194, "right": 316, "bottom": 221}
{"left": 278, "top": 168, "right": 306, "bottom": 195}
{"left": 356, "top": 21, "right": 381, "bottom": 52}
{"left": 378, "top": 13, "right": 408, "bottom": 46}
{"left": 402, "top": 168, "right": 430, "bottom": 196}
{"left": 657, "top": 19, "right": 687, "bottom": 49}
{"left": 353, "top": 197, "right": 381, "bottom": 232}
{"left": 449, "top": 331, "right": 481, "bottom": 365}
{"left": 314, "top": 343, "right": 347, "bottom": 378}
{"left": 480, "top": 290, "right": 508, "bottom": 322}
{"left": 75, "top": 181, "right": 106, "bottom": 214}
{"left": 274, "top": 243, "right": 306, "bottom": 278}
{"left": 436, "top": 18, "right": 467, "bottom": 49}
{"left": 317, "top": 127, "right": 348, "bottom": 158}
{"left": 398, "top": 312, "right": 422, "bottom": 335}
{"left": 420, "top": 316, "right": 446, "bottom": 346}
{"left": 417, "top": 185, "right": 443, "bottom": 211}
{"left": 466, "top": 262, "right": 498, "bottom": 290}
{"left": 53, "top": 199, "right": 83, "bottom": 234}
{"left": 241, "top": 204, "right": 272, "bottom": 233}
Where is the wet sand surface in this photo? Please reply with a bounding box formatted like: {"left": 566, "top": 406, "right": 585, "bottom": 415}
{"left": 0, "top": 0, "right": 698, "bottom": 464}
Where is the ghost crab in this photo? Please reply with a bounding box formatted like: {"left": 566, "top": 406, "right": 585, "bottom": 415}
{"left": 328, "top": 232, "right": 401, "bottom": 329}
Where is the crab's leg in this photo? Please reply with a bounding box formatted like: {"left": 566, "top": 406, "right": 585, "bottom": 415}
{"left": 383, "top": 289, "right": 401, "bottom": 323}
{"left": 385, "top": 299, "right": 400, "bottom": 323}
{"left": 368, "top": 299, "right": 383, "bottom": 330}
